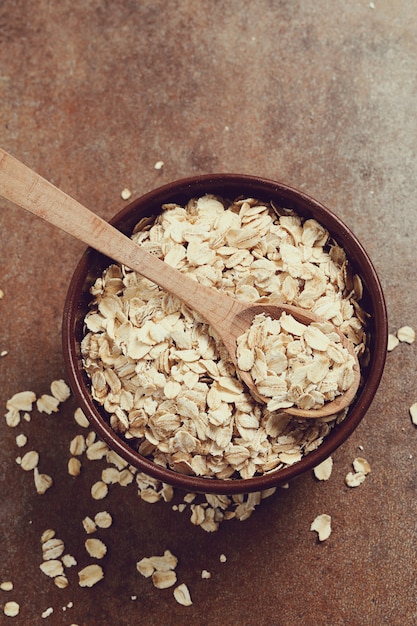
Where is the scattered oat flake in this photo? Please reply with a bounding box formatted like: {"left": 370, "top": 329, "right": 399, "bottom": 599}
{"left": 310, "top": 513, "right": 332, "bottom": 541}
{"left": 54, "top": 575, "right": 69, "bottom": 589}
{"left": 387, "top": 334, "right": 399, "bottom": 352}
{"left": 40, "top": 559, "right": 64, "bottom": 578}
{"left": 68, "top": 457, "right": 82, "bottom": 476}
{"left": 42, "top": 538, "right": 65, "bottom": 560}
{"left": 0, "top": 288, "right": 3, "bottom": 299}
{"left": 34, "top": 468, "right": 54, "bottom": 494}
{"left": 101, "top": 467, "right": 120, "bottom": 484}
{"left": 345, "top": 470, "right": 366, "bottom": 487}
{"left": 62, "top": 554, "right": 77, "bottom": 568}
{"left": 410, "top": 402, "right": 417, "bottom": 426}
{"left": 5, "top": 409, "right": 20, "bottom": 428}
{"left": 15, "top": 433, "right": 27, "bottom": 448}
{"left": 74, "top": 407, "right": 90, "bottom": 428}
{"left": 313, "top": 456, "right": 333, "bottom": 481}
{"left": 41, "top": 607, "right": 54, "bottom": 618}
{"left": 85, "top": 538, "right": 107, "bottom": 559}
{"left": 397, "top": 326, "right": 415, "bottom": 344}
{"left": 352, "top": 457, "right": 371, "bottom": 475}
{"left": 1, "top": 350, "right": 8, "bottom": 357}
{"left": 70, "top": 434, "right": 86, "bottom": 456}
{"left": 82, "top": 516, "right": 97, "bottom": 534}
{"left": 173, "top": 583, "right": 193, "bottom": 606}
{"left": 154, "top": 160, "right": 164, "bottom": 170}
{"left": 94, "top": 511, "right": 113, "bottom": 529}
{"left": 78, "top": 564, "right": 104, "bottom": 587}
{"left": 6, "top": 390, "right": 36, "bottom": 412}
{"left": 121, "top": 188, "right": 132, "bottom": 200}
{"left": 91, "top": 480, "right": 108, "bottom": 500}
{"left": 50, "top": 379, "right": 71, "bottom": 402}
{"left": 219, "top": 554, "right": 227, "bottom": 563}
{"left": 20, "top": 450, "right": 39, "bottom": 471}
{"left": 41, "top": 529, "right": 56, "bottom": 543}
{"left": 201, "top": 570, "right": 211, "bottom": 579}
{"left": 0, "top": 581, "right": 13, "bottom": 591}
{"left": 136, "top": 557, "right": 154, "bottom": 578}
{"left": 37, "top": 394, "right": 60, "bottom": 414}
{"left": 86, "top": 440, "right": 109, "bottom": 460}
{"left": 3, "top": 601, "right": 20, "bottom": 617}
{"left": 152, "top": 570, "right": 177, "bottom": 589}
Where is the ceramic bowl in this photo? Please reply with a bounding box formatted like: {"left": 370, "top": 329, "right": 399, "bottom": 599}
{"left": 62, "top": 174, "right": 387, "bottom": 494}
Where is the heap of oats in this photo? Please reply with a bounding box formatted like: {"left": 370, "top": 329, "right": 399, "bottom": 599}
{"left": 81, "top": 195, "right": 368, "bottom": 480}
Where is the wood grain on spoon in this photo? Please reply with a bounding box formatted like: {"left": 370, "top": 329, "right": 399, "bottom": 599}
{"left": 0, "top": 148, "right": 360, "bottom": 418}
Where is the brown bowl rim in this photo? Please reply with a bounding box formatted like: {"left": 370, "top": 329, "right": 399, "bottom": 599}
{"left": 62, "top": 173, "right": 388, "bottom": 494}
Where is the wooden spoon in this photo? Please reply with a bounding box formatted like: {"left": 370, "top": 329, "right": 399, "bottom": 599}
{"left": 0, "top": 148, "right": 360, "bottom": 418}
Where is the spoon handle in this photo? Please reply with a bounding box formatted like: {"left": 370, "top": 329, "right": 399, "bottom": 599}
{"left": 0, "top": 148, "right": 241, "bottom": 327}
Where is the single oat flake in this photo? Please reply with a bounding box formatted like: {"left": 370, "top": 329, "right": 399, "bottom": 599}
{"left": 352, "top": 457, "right": 371, "bottom": 475}
{"left": 50, "top": 379, "right": 71, "bottom": 402}
{"left": 62, "top": 554, "right": 77, "bottom": 568}
{"left": 3, "top": 601, "right": 20, "bottom": 617}
{"left": 387, "top": 334, "right": 399, "bottom": 352}
{"left": 74, "top": 407, "right": 90, "bottom": 428}
{"left": 173, "top": 583, "right": 193, "bottom": 606}
{"left": 85, "top": 538, "right": 107, "bottom": 559}
{"left": 54, "top": 575, "right": 69, "bottom": 589}
{"left": 78, "top": 564, "right": 104, "bottom": 587}
{"left": 152, "top": 570, "right": 177, "bottom": 589}
{"left": 37, "top": 394, "right": 60, "bottom": 414}
{"left": 0, "top": 581, "right": 13, "bottom": 591}
{"left": 136, "top": 557, "right": 154, "bottom": 578}
{"left": 94, "top": 511, "right": 113, "bottom": 529}
{"left": 34, "top": 468, "right": 54, "bottom": 494}
{"left": 313, "top": 456, "right": 333, "bottom": 481}
{"left": 20, "top": 450, "right": 39, "bottom": 471}
{"left": 409, "top": 402, "right": 417, "bottom": 426}
{"left": 91, "top": 480, "right": 108, "bottom": 500}
{"left": 345, "top": 470, "right": 366, "bottom": 488}
{"left": 15, "top": 433, "right": 27, "bottom": 448}
{"left": 121, "top": 188, "right": 132, "bottom": 200}
{"left": 42, "top": 537, "right": 65, "bottom": 561}
{"left": 310, "top": 513, "right": 332, "bottom": 541}
{"left": 40, "top": 559, "right": 64, "bottom": 578}
{"left": 68, "top": 457, "right": 82, "bottom": 476}
{"left": 397, "top": 326, "right": 415, "bottom": 344}
{"left": 6, "top": 390, "right": 36, "bottom": 412}
{"left": 82, "top": 516, "right": 97, "bottom": 534}
{"left": 41, "top": 529, "right": 55, "bottom": 543}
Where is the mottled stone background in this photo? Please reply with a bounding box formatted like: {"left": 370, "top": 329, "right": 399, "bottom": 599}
{"left": 1, "top": 1, "right": 416, "bottom": 624}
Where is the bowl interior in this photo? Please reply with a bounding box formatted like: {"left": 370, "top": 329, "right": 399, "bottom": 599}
{"left": 62, "top": 174, "right": 388, "bottom": 494}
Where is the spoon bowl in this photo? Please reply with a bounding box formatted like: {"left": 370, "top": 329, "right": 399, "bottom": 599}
{"left": 226, "top": 302, "right": 361, "bottom": 418}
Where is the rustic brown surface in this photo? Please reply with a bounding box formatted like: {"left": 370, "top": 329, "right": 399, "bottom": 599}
{"left": 1, "top": 1, "right": 416, "bottom": 624}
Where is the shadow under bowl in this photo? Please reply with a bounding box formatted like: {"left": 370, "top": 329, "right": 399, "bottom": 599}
{"left": 62, "top": 174, "right": 388, "bottom": 495}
